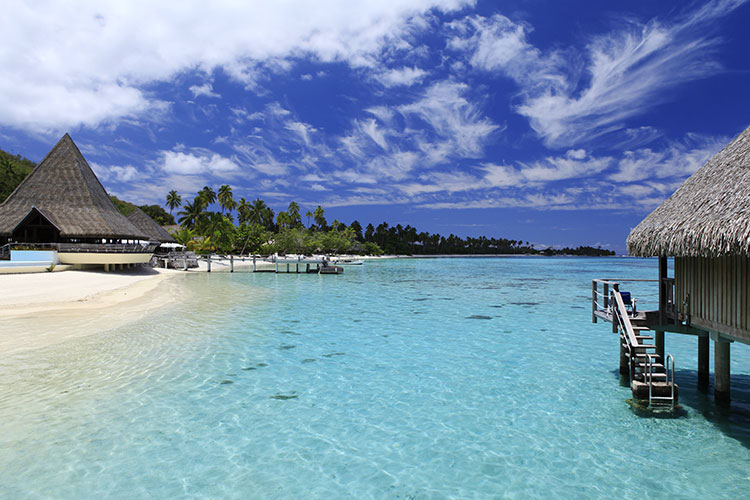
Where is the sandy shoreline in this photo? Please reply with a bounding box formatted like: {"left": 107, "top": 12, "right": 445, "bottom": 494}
{"left": 0, "top": 267, "right": 182, "bottom": 354}
{"left": 0, "top": 255, "right": 393, "bottom": 354}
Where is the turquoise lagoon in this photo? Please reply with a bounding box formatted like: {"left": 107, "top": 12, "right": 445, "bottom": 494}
{"left": 2, "top": 257, "right": 750, "bottom": 499}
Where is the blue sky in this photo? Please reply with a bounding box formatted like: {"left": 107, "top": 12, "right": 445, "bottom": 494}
{"left": 1, "top": 0, "right": 749, "bottom": 252}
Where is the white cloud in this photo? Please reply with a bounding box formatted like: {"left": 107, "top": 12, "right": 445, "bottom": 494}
{"left": 449, "top": 1, "right": 747, "bottom": 147}
{"left": 398, "top": 81, "right": 499, "bottom": 159}
{"left": 158, "top": 149, "right": 240, "bottom": 176}
{"left": 609, "top": 133, "right": 726, "bottom": 182}
{"left": 189, "top": 83, "right": 220, "bottom": 98}
{"left": 358, "top": 118, "right": 389, "bottom": 150}
{"left": 376, "top": 66, "right": 428, "bottom": 87}
{"left": 1, "top": 0, "right": 471, "bottom": 133}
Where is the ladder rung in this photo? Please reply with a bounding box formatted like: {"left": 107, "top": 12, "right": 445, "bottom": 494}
{"left": 632, "top": 326, "right": 649, "bottom": 331}
{"left": 635, "top": 335, "right": 653, "bottom": 340}
{"left": 636, "top": 363, "right": 664, "bottom": 370}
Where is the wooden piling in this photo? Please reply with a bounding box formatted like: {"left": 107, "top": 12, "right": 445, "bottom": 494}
{"left": 655, "top": 330, "right": 664, "bottom": 359}
{"left": 230, "top": 255, "right": 234, "bottom": 273}
{"left": 715, "top": 337, "right": 731, "bottom": 404}
{"left": 207, "top": 254, "right": 211, "bottom": 272}
{"left": 698, "top": 334, "right": 709, "bottom": 391}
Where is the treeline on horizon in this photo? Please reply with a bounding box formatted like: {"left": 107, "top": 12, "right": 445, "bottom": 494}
{"left": 0, "top": 147, "right": 613, "bottom": 256}
{"left": 157, "top": 186, "right": 614, "bottom": 257}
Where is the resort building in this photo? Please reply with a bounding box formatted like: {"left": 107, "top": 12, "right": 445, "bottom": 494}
{"left": 594, "top": 126, "right": 749, "bottom": 406}
{"left": 126, "top": 206, "right": 177, "bottom": 247}
{"left": 0, "top": 134, "right": 155, "bottom": 271}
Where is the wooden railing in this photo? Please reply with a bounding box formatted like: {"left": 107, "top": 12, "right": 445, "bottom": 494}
{"left": 7, "top": 242, "right": 156, "bottom": 254}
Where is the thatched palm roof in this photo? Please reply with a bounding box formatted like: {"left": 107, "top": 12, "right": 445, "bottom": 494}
{"left": 126, "top": 207, "right": 177, "bottom": 244}
{"left": 0, "top": 134, "right": 148, "bottom": 240}
{"left": 628, "top": 126, "right": 750, "bottom": 257}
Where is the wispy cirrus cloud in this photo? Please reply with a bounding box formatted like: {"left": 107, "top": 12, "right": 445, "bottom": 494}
{"left": 450, "top": 0, "right": 747, "bottom": 147}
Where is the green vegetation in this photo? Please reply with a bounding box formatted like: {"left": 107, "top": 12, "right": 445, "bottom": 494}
{"left": 0, "top": 151, "right": 614, "bottom": 256}
{"left": 0, "top": 149, "right": 36, "bottom": 203}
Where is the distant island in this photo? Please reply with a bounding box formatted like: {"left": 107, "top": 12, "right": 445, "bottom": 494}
{"left": 1, "top": 147, "right": 614, "bottom": 257}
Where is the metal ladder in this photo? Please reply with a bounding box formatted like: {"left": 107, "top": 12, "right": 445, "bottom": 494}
{"left": 647, "top": 353, "right": 675, "bottom": 410}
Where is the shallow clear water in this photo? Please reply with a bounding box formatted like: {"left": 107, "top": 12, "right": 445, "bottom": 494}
{"left": 2, "top": 257, "right": 750, "bottom": 499}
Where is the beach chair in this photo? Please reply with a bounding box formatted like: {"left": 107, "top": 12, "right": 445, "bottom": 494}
{"left": 620, "top": 291, "right": 637, "bottom": 316}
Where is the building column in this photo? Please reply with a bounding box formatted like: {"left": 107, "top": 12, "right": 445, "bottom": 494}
{"left": 698, "top": 334, "right": 710, "bottom": 391}
{"left": 714, "top": 334, "right": 731, "bottom": 404}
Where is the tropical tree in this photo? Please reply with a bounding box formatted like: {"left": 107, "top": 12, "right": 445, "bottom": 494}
{"left": 177, "top": 198, "right": 205, "bottom": 229}
{"left": 235, "top": 223, "right": 269, "bottom": 255}
{"left": 350, "top": 220, "right": 363, "bottom": 241}
{"left": 166, "top": 190, "right": 182, "bottom": 214}
{"left": 237, "top": 197, "right": 251, "bottom": 225}
{"left": 198, "top": 186, "right": 216, "bottom": 208}
{"left": 173, "top": 227, "right": 195, "bottom": 247}
{"left": 313, "top": 205, "right": 326, "bottom": 231}
{"left": 249, "top": 198, "right": 274, "bottom": 230}
{"left": 217, "top": 184, "right": 236, "bottom": 216}
{"left": 287, "top": 201, "right": 302, "bottom": 228}
{"left": 305, "top": 209, "right": 313, "bottom": 228}
{"left": 276, "top": 210, "right": 291, "bottom": 229}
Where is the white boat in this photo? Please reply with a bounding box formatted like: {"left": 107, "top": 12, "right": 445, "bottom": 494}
{"left": 333, "top": 258, "right": 364, "bottom": 265}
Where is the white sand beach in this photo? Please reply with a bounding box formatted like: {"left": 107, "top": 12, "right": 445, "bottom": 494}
{"left": 0, "top": 267, "right": 179, "bottom": 354}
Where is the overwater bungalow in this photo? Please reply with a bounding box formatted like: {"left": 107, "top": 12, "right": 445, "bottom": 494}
{"left": 593, "top": 126, "right": 749, "bottom": 407}
{"left": 0, "top": 134, "right": 155, "bottom": 271}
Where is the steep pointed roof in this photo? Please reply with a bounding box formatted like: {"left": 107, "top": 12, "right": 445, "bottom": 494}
{"left": 126, "top": 207, "right": 177, "bottom": 243}
{"left": 628, "top": 126, "right": 750, "bottom": 257}
{"left": 0, "top": 134, "right": 148, "bottom": 240}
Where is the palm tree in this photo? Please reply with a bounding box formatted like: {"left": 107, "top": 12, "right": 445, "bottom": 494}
{"left": 287, "top": 201, "right": 302, "bottom": 228}
{"left": 177, "top": 197, "right": 205, "bottom": 230}
{"left": 217, "top": 185, "right": 236, "bottom": 216}
{"left": 313, "top": 205, "right": 326, "bottom": 231}
{"left": 305, "top": 209, "right": 313, "bottom": 228}
{"left": 276, "top": 211, "right": 290, "bottom": 229}
{"left": 237, "top": 197, "right": 251, "bottom": 225}
{"left": 249, "top": 198, "right": 274, "bottom": 230}
{"left": 166, "top": 190, "right": 182, "bottom": 214}
{"left": 198, "top": 186, "right": 216, "bottom": 208}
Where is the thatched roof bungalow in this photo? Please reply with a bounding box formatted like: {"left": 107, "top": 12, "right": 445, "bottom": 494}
{"left": 126, "top": 207, "right": 177, "bottom": 245}
{"left": 626, "top": 125, "right": 749, "bottom": 402}
{"left": 0, "top": 134, "right": 155, "bottom": 270}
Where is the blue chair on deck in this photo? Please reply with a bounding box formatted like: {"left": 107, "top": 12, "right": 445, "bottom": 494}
{"left": 620, "top": 291, "right": 637, "bottom": 316}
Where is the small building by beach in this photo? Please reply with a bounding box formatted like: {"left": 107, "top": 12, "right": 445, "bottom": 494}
{"left": 625, "top": 126, "right": 750, "bottom": 403}
{"left": 0, "top": 133, "right": 155, "bottom": 271}
{"left": 126, "top": 206, "right": 178, "bottom": 246}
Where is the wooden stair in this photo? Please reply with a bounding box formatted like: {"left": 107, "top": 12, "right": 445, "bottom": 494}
{"left": 613, "top": 292, "right": 678, "bottom": 410}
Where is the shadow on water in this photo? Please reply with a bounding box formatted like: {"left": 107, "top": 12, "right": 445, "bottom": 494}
{"left": 607, "top": 368, "right": 750, "bottom": 447}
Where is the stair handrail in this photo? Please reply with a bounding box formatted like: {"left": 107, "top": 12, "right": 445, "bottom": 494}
{"left": 612, "top": 290, "right": 640, "bottom": 349}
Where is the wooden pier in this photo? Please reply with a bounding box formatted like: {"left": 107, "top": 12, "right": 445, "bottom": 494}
{"left": 593, "top": 279, "right": 678, "bottom": 410}
{"left": 593, "top": 253, "right": 749, "bottom": 409}
{"left": 185, "top": 255, "right": 344, "bottom": 275}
